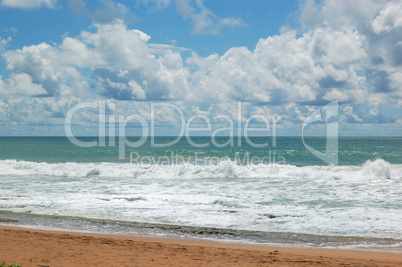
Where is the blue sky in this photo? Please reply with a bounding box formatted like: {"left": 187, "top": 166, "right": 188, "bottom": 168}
{"left": 0, "top": 1, "right": 298, "bottom": 56}
{"left": 0, "top": 0, "right": 401, "bottom": 136}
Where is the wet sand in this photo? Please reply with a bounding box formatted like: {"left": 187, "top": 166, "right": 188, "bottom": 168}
{"left": 0, "top": 226, "right": 401, "bottom": 266}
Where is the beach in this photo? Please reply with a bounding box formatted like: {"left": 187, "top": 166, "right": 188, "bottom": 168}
{"left": 0, "top": 226, "right": 401, "bottom": 267}
{"left": 1, "top": 0, "right": 401, "bottom": 264}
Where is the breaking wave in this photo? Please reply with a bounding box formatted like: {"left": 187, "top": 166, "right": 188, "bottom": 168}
{"left": 0, "top": 158, "right": 400, "bottom": 181}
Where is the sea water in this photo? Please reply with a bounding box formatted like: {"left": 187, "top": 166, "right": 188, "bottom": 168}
{"left": 0, "top": 136, "right": 401, "bottom": 251}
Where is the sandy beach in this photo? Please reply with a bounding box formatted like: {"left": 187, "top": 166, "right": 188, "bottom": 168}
{"left": 0, "top": 226, "right": 400, "bottom": 266}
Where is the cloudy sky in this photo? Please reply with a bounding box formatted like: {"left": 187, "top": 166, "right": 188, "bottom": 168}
{"left": 0, "top": 0, "right": 401, "bottom": 136}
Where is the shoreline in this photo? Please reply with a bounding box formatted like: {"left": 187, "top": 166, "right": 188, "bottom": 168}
{"left": 0, "top": 225, "right": 401, "bottom": 266}
{"left": 1, "top": 212, "right": 401, "bottom": 254}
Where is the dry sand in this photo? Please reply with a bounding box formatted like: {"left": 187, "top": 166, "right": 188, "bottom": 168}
{"left": 0, "top": 226, "right": 401, "bottom": 266}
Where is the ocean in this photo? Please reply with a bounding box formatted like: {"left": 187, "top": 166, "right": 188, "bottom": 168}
{"left": 0, "top": 136, "right": 401, "bottom": 252}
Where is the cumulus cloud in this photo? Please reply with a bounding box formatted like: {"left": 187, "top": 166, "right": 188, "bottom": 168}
{"left": 79, "top": 21, "right": 190, "bottom": 100}
{"left": 0, "top": 0, "right": 401, "bottom": 135}
{"left": 1, "top": 0, "right": 57, "bottom": 9}
{"left": 342, "top": 105, "right": 363, "bottom": 123}
{"left": 186, "top": 26, "right": 368, "bottom": 105}
{"left": 372, "top": 2, "right": 402, "bottom": 34}
{"left": 323, "top": 88, "right": 366, "bottom": 103}
{"left": 285, "top": 103, "right": 306, "bottom": 123}
{"left": 1, "top": 20, "right": 191, "bottom": 101}
{"left": 295, "top": 0, "right": 401, "bottom": 113}
{"left": 2, "top": 73, "right": 47, "bottom": 96}
{"left": 3, "top": 42, "right": 83, "bottom": 96}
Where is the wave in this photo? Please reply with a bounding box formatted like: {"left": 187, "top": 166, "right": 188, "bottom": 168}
{"left": 0, "top": 158, "right": 400, "bottom": 181}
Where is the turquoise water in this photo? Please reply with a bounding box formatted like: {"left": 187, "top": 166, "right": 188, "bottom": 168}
{"left": 0, "top": 136, "right": 401, "bottom": 165}
{"left": 0, "top": 136, "right": 401, "bottom": 251}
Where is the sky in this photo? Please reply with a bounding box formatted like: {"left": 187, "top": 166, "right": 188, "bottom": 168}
{"left": 0, "top": 0, "right": 401, "bottom": 137}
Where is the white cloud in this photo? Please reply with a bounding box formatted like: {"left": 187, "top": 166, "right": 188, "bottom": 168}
{"left": 219, "top": 17, "right": 243, "bottom": 27}
{"left": 148, "top": 43, "right": 190, "bottom": 55}
{"left": 389, "top": 71, "right": 402, "bottom": 98}
{"left": 1, "top": 0, "right": 57, "bottom": 9}
{"left": 80, "top": 22, "right": 153, "bottom": 70}
{"left": 286, "top": 103, "right": 306, "bottom": 122}
{"left": 343, "top": 105, "right": 363, "bottom": 122}
{"left": 3, "top": 42, "right": 83, "bottom": 96}
{"left": 139, "top": 0, "right": 172, "bottom": 10}
{"left": 0, "top": 76, "right": 5, "bottom": 92}
{"left": 368, "top": 93, "right": 388, "bottom": 117}
{"left": 0, "top": 0, "right": 401, "bottom": 134}
{"left": 2, "top": 20, "right": 190, "bottom": 101}
{"left": 372, "top": 2, "right": 402, "bottom": 34}
{"left": 60, "top": 37, "right": 101, "bottom": 68}
{"left": 6, "top": 73, "right": 47, "bottom": 95}
{"left": 64, "top": 20, "right": 190, "bottom": 101}
{"left": 186, "top": 26, "right": 368, "bottom": 104}
{"left": 188, "top": 46, "right": 276, "bottom": 102}
{"left": 138, "top": 0, "right": 244, "bottom": 35}
{"left": 2, "top": 96, "right": 81, "bottom": 127}
{"left": 68, "top": 0, "right": 134, "bottom": 25}
{"left": 299, "top": 0, "right": 383, "bottom": 30}
{"left": 176, "top": 0, "right": 244, "bottom": 35}
{"left": 323, "top": 88, "right": 366, "bottom": 103}
{"left": 128, "top": 80, "right": 146, "bottom": 100}
{"left": 0, "top": 36, "right": 12, "bottom": 54}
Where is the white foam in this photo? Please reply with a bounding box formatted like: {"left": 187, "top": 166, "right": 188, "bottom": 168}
{"left": 362, "top": 158, "right": 391, "bottom": 179}
{"left": 1, "top": 159, "right": 401, "bottom": 241}
{"left": 0, "top": 158, "right": 400, "bottom": 181}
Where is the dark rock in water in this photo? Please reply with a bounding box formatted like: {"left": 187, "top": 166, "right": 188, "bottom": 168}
{"left": 264, "top": 214, "right": 280, "bottom": 219}
{"left": 121, "top": 197, "right": 145, "bottom": 202}
{"left": 260, "top": 213, "right": 301, "bottom": 219}
{"left": 222, "top": 210, "right": 238, "bottom": 213}
{"left": 0, "top": 218, "right": 18, "bottom": 222}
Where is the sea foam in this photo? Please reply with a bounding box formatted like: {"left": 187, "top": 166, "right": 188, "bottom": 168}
{"left": 0, "top": 158, "right": 400, "bottom": 181}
